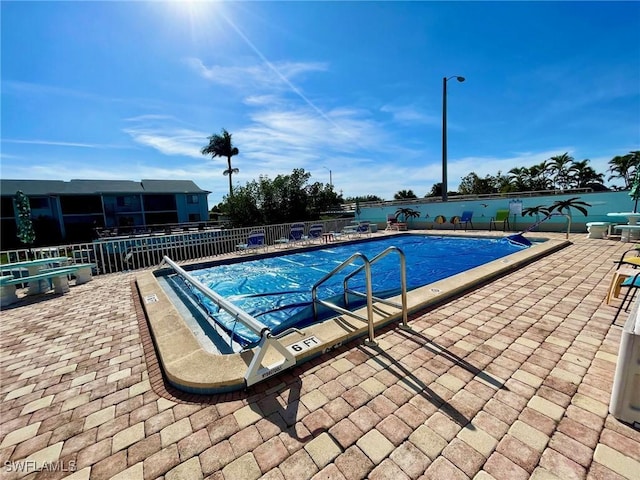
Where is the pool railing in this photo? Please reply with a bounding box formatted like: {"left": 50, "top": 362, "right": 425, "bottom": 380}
{"left": 312, "top": 246, "right": 409, "bottom": 346}
{"left": 343, "top": 246, "right": 409, "bottom": 330}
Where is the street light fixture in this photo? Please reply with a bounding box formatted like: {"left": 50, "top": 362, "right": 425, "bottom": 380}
{"left": 442, "top": 75, "right": 465, "bottom": 202}
{"left": 322, "top": 166, "right": 333, "bottom": 187}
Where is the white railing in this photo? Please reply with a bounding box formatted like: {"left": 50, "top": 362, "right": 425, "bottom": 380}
{"left": 1, "top": 218, "right": 355, "bottom": 275}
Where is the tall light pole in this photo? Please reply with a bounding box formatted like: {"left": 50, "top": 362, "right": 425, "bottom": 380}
{"left": 323, "top": 166, "right": 333, "bottom": 187}
{"left": 442, "top": 75, "right": 465, "bottom": 202}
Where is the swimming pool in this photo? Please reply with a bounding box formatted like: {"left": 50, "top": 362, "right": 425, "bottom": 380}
{"left": 166, "top": 235, "right": 529, "bottom": 347}
{"left": 140, "top": 232, "right": 569, "bottom": 392}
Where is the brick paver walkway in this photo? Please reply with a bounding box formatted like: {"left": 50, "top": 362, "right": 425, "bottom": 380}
{"left": 1, "top": 233, "right": 639, "bottom": 479}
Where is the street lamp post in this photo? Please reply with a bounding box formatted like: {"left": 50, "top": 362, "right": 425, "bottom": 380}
{"left": 442, "top": 75, "right": 465, "bottom": 202}
{"left": 323, "top": 166, "right": 333, "bottom": 187}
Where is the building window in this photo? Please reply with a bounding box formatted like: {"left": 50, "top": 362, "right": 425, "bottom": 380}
{"left": 187, "top": 195, "right": 199, "bottom": 204}
{"left": 117, "top": 196, "right": 133, "bottom": 207}
{"left": 143, "top": 195, "right": 176, "bottom": 212}
{"left": 189, "top": 213, "right": 200, "bottom": 222}
{"left": 60, "top": 195, "right": 103, "bottom": 214}
{"left": 29, "top": 197, "right": 49, "bottom": 210}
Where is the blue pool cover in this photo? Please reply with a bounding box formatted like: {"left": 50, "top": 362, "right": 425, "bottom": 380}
{"left": 178, "top": 235, "right": 529, "bottom": 346}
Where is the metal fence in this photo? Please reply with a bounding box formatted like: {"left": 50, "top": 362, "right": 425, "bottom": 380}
{"left": 0, "top": 218, "right": 356, "bottom": 275}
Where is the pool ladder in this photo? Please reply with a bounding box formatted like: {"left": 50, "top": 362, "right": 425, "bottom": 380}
{"left": 311, "top": 246, "right": 409, "bottom": 346}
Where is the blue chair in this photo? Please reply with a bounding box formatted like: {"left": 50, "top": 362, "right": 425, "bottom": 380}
{"left": 275, "top": 223, "right": 306, "bottom": 248}
{"left": 305, "top": 224, "right": 324, "bottom": 243}
{"left": 236, "top": 231, "right": 266, "bottom": 253}
{"left": 356, "top": 222, "right": 371, "bottom": 237}
{"left": 452, "top": 211, "right": 474, "bottom": 231}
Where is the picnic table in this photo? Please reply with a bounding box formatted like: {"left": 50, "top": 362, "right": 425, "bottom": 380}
{"left": 0, "top": 257, "right": 71, "bottom": 294}
{"left": 0, "top": 256, "right": 71, "bottom": 275}
{"left": 0, "top": 257, "right": 96, "bottom": 307}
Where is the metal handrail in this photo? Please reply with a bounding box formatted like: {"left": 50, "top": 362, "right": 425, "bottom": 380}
{"left": 159, "top": 255, "right": 298, "bottom": 387}
{"left": 342, "top": 246, "right": 408, "bottom": 329}
{"left": 311, "top": 252, "right": 376, "bottom": 344}
{"left": 160, "top": 256, "right": 268, "bottom": 337}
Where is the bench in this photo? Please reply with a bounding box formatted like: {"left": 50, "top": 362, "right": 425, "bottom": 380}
{"left": 614, "top": 225, "right": 640, "bottom": 243}
{"left": 0, "top": 268, "right": 79, "bottom": 307}
{"left": 40, "top": 263, "right": 96, "bottom": 285}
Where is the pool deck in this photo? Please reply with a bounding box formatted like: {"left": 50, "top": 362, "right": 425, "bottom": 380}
{"left": 1, "top": 231, "right": 639, "bottom": 479}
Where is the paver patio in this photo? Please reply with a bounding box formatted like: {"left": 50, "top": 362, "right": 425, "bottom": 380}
{"left": 1, "top": 232, "right": 639, "bottom": 480}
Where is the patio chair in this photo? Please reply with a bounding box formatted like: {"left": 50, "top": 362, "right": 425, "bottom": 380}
{"left": 305, "top": 224, "right": 324, "bottom": 243}
{"left": 275, "top": 223, "right": 306, "bottom": 248}
{"left": 386, "top": 215, "right": 407, "bottom": 232}
{"left": 236, "top": 231, "right": 266, "bottom": 253}
{"left": 385, "top": 214, "right": 397, "bottom": 231}
{"left": 451, "top": 211, "right": 474, "bottom": 231}
{"left": 612, "top": 271, "right": 640, "bottom": 324}
{"left": 489, "top": 210, "right": 510, "bottom": 232}
{"left": 614, "top": 246, "right": 640, "bottom": 269}
{"left": 355, "top": 221, "right": 371, "bottom": 237}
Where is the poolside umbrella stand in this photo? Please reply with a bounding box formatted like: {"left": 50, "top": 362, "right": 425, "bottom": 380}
{"left": 630, "top": 170, "right": 640, "bottom": 213}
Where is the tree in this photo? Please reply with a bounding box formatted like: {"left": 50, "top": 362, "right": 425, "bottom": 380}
{"left": 569, "top": 159, "right": 604, "bottom": 188}
{"left": 458, "top": 172, "right": 495, "bottom": 195}
{"left": 548, "top": 153, "right": 574, "bottom": 190}
{"left": 394, "top": 190, "right": 417, "bottom": 200}
{"left": 493, "top": 171, "right": 514, "bottom": 193}
{"left": 15, "top": 191, "right": 36, "bottom": 258}
{"left": 345, "top": 195, "right": 384, "bottom": 203}
{"left": 608, "top": 151, "right": 640, "bottom": 189}
{"left": 201, "top": 128, "right": 240, "bottom": 198}
{"left": 507, "top": 167, "right": 530, "bottom": 192}
{"left": 528, "top": 161, "right": 553, "bottom": 191}
{"left": 425, "top": 183, "right": 442, "bottom": 198}
{"left": 219, "top": 168, "right": 342, "bottom": 227}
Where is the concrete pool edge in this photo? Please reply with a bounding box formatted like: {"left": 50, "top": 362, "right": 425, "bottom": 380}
{"left": 135, "top": 235, "right": 570, "bottom": 394}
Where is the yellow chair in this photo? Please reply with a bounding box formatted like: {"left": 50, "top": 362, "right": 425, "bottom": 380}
{"left": 490, "top": 210, "right": 510, "bottom": 231}
{"left": 615, "top": 247, "right": 640, "bottom": 269}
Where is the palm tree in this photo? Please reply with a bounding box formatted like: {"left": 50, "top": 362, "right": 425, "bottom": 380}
{"left": 608, "top": 151, "right": 640, "bottom": 189}
{"left": 394, "top": 190, "right": 417, "bottom": 200}
{"left": 569, "top": 159, "right": 604, "bottom": 188}
{"left": 548, "top": 153, "right": 575, "bottom": 190}
{"left": 529, "top": 161, "right": 552, "bottom": 191}
{"left": 507, "top": 167, "right": 530, "bottom": 192}
{"left": 201, "top": 129, "right": 240, "bottom": 198}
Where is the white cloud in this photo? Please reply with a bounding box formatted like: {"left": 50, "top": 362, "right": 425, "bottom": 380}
{"left": 185, "top": 57, "right": 328, "bottom": 92}
{"left": 380, "top": 104, "right": 439, "bottom": 126}
{"left": 2, "top": 139, "right": 129, "bottom": 149}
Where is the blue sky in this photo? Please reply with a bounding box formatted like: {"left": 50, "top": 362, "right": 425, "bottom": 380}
{"left": 2, "top": 1, "right": 639, "bottom": 206}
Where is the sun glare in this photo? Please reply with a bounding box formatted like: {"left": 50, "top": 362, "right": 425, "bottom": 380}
{"left": 161, "top": 1, "right": 226, "bottom": 46}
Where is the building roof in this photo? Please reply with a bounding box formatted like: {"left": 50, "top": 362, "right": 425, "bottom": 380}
{"left": 0, "top": 179, "right": 210, "bottom": 196}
